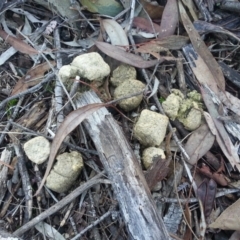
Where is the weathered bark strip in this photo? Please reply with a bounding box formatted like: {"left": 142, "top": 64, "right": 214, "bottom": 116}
{"left": 76, "top": 91, "right": 170, "bottom": 240}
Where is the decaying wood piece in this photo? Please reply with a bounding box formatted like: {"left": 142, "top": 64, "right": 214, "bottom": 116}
{"left": 75, "top": 91, "right": 170, "bottom": 240}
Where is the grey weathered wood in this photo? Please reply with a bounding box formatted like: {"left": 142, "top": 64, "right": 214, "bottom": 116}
{"left": 75, "top": 91, "right": 170, "bottom": 240}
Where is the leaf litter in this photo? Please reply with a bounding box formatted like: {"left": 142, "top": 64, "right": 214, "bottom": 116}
{"left": 0, "top": 0, "right": 240, "bottom": 239}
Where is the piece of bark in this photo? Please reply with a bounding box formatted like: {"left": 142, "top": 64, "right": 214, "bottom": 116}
{"left": 75, "top": 91, "right": 170, "bottom": 240}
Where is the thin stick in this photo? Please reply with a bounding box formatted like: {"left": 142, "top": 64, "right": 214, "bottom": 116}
{"left": 13, "top": 171, "right": 107, "bottom": 237}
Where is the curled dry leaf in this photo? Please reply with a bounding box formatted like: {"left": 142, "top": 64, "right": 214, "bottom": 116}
{"left": 35, "top": 103, "right": 107, "bottom": 196}
{"left": 184, "top": 123, "right": 215, "bottom": 165}
{"left": 198, "top": 164, "right": 228, "bottom": 186}
{"left": 11, "top": 61, "right": 56, "bottom": 96}
{"left": 95, "top": 41, "right": 175, "bottom": 68}
{"left": 0, "top": 29, "right": 38, "bottom": 55}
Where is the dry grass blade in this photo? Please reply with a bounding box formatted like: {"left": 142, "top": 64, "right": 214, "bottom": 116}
{"left": 95, "top": 41, "right": 170, "bottom": 68}
{"left": 179, "top": 1, "right": 225, "bottom": 92}
{"left": 35, "top": 103, "right": 107, "bottom": 196}
{"left": 0, "top": 29, "right": 38, "bottom": 55}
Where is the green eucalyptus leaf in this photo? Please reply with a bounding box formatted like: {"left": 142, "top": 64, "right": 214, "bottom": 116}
{"left": 80, "top": 0, "right": 123, "bottom": 17}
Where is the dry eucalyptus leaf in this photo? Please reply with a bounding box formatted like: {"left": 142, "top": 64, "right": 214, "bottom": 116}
{"left": 184, "top": 123, "right": 215, "bottom": 165}
{"left": 79, "top": 0, "right": 123, "bottom": 17}
{"left": 197, "top": 179, "right": 217, "bottom": 218}
{"left": 202, "top": 88, "right": 240, "bottom": 171}
{"left": 133, "top": 17, "right": 161, "bottom": 34}
{"left": 158, "top": 0, "right": 178, "bottom": 39}
{"left": 209, "top": 198, "right": 240, "bottom": 230}
{"left": 96, "top": 41, "right": 175, "bottom": 68}
{"left": 139, "top": 0, "right": 164, "bottom": 20}
{"left": 179, "top": 1, "right": 225, "bottom": 92}
{"left": 0, "top": 29, "right": 38, "bottom": 55}
{"left": 102, "top": 19, "right": 129, "bottom": 46}
{"left": 137, "top": 36, "right": 189, "bottom": 54}
{"left": 183, "top": 45, "right": 219, "bottom": 94}
{"left": 219, "top": 91, "right": 240, "bottom": 116}
{"left": 35, "top": 103, "right": 107, "bottom": 196}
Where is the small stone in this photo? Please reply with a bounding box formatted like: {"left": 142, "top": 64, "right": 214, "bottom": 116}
{"left": 134, "top": 109, "right": 169, "bottom": 146}
{"left": 46, "top": 151, "right": 83, "bottom": 193}
{"left": 24, "top": 137, "right": 50, "bottom": 164}
{"left": 110, "top": 64, "right": 136, "bottom": 87}
{"left": 142, "top": 147, "right": 166, "bottom": 169}
{"left": 114, "top": 79, "right": 145, "bottom": 112}
{"left": 71, "top": 52, "right": 110, "bottom": 82}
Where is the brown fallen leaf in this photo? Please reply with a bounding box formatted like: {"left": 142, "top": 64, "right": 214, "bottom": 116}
{"left": 179, "top": 1, "right": 225, "bottom": 92}
{"left": 183, "top": 45, "right": 219, "bottom": 94}
{"left": 202, "top": 89, "right": 240, "bottom": 172}
{"left": 158, "top": 0, "right": 178, "bottom": 39}
{"left": 11, "top": 61, "right": 56, "bottom": 96}
{"left": 0, "top": 29, "right": 38, "bottom": 55}
{"left": 133, "top": 17, "right": 161, "bottom": 34}
{"left": 197, "top": 178, "right": 217, "bottom": 218}
{"left": 209, "top": 198, "right": 240, "bottom": 230}
{"left": 198, "top": 164, "right": 228, "bottom": 187}
{"left": 184, "top": 123, "right": 215, "bottom": 165}
{"left": 139, "top": 0, "right": 164, "bottom": 20}
{"left": 137, "top": 36, "right": 189, "bottom": 55}
{"left": 198, "top": 164, "right": 229, "bottom": 187}
{"left": 144, "top": 156, "right": 169, "bottom": 191}
{"left": 35, "top": 103, "right": 108, "bottom": 196}
{"left": 219, "top": 91, "right": 240, "bottom": 116}
{"left": 95, "top": 41, "right": 175, "bottom": 68}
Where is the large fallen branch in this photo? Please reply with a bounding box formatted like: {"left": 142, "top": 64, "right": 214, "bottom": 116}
{"left": 76, "top": 91, "right": 170, "bottom": 240}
